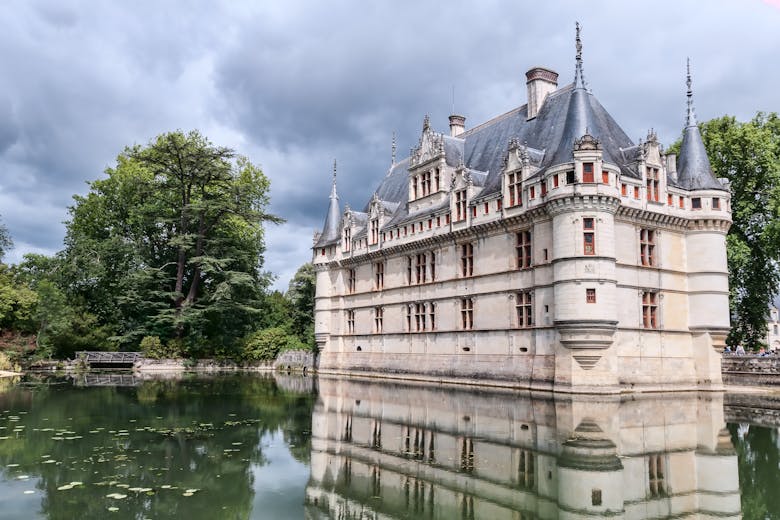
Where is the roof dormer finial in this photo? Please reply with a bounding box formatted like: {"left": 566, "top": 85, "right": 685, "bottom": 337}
{"left": 330, "top": 159, "right": 338, "bottom": 199}
{"left": 685, "top": 57, "right": 697, "bottom": 127}
{"left": 574, "top": 22, "right": 587, "bottom": 90}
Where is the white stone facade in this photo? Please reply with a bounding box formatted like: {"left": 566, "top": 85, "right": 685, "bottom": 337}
{"left": 768, "top": 305, "right": 780, "bottom": 351}
{"left": 312, "top": 50, "right": 731, "bottom": 393}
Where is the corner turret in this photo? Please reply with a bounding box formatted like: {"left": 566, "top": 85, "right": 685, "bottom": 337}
{"left": 314, "top": 160, "right": 342, "bottom": 248}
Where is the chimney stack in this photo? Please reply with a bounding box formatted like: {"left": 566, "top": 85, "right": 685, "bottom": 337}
{"left": 449, "top": 114, "right": 466, "bottom": 137}
{"left": 526, "top": 67, "right": 559, "bottom": 119}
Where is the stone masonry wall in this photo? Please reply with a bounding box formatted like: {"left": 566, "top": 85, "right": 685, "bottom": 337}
{"left": 722, "top": 355, "right": 780, "bottom": 386}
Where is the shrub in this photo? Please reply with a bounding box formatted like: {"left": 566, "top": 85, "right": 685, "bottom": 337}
{"left": 242, "top": 327, "right": 300, "bottom": 361}
{"left": 140, "top": 336, "right": 183, "bottom": 359}
{"left": 0, "top": 351, "right": 21, "bottom": 372}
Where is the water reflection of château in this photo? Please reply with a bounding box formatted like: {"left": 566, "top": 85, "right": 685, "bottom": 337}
{"left": 305, "top": 377, "right": 740, "bottom": 519}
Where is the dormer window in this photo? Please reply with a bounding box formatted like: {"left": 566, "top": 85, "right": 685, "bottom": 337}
{"left": 421, "top": 171, "right": 432, "bottom": 196}
{"left": 508, "top": 172, "right": 522, "bottom": 207}
{"left": 412, "top": 177, "right": 419, "bottom": 199}
{"left": 434, "top": 168, "right": 440, "bottom": 191}
{"left": 343, "top": 227, "right": 351, "bottom": 251}
{"left": 646, "top": 167, "right": 659, "bottom": 202}
{"left": 583, "top": 162, "right": 594, "bottom": 183}
{"left": 455, "top": 190, "right": 467, "bottom": 221}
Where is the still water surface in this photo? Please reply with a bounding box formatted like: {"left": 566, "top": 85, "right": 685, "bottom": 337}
{"left": 0, "top": 373, "right": 777, "bottom": 519}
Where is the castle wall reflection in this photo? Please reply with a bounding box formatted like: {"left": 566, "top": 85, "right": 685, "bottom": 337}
{"left": 305, "top": 378, "right": 741, "bottom": 519}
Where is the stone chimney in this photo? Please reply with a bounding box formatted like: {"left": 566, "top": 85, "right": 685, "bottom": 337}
{"left": 526, "top": 67, "right": 559, "bottom": 119}
{"left": 449, "top": 114, "right": 466, "bottom": 137}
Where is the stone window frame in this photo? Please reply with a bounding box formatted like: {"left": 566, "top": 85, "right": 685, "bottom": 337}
{"left": 461, "top": 298, "right": 474, "bottom": 330}
{"left": 347, "top": 268, "right": 357, "bottom": 294}
{"left": 515, "top": 291, "right": 534, "bottom": 328}
{"left": 346, "top": 309, "right": 355, "bottom": 335}
{"left": 583, "top": 217, "right": 596, "bottom": 256}
{"left": 641, "top": 291, "right": 660, "bottom": 329}
{"left": 639, "top": 228, "right": 657, "bottom": 267}
{"left": 516, "top": 230, "right": 532, "bottom": 269}
{"left": 374, "top": 261, "right": 385, "bottom": 290}
{"left": 461, "top": 243, "right": 474, "bottom": 277}
{"left": 374, "top": 306, "right": 383, "bottom": 333}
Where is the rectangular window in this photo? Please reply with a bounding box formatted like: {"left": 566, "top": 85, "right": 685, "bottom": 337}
{"left": 553, "top": 175, "right": 559, "bottom": 188}
{"left": 406, "top": 305, "right": 412, "bottom": 332}
{"left": 642, "top": 292, "right": 658, "bottom": 329}
{"left": 508, "top": 172, "right": 522, "bottom": 207}
{"left": 471, "top": 206, "right": 477, "bottom": 218}
{"left": 667, "top": 194, "right": 673, "bottom": 205}
{"left": 633, "top": 186, "right": 640, "bottom": 199}
{"left": 648, "top": 455, "right": 665, "bottom": 498}
{"left": 541, "top": 182, "right": 547, "bottom": 196}
{"left": 461, "top": 298, "right": 474, "bottom": 330}
{"left": 415, "top": 303, "right": 426, "bottom": 332}
{"left": 374, "top": 261, "right": 385, "bottom": 289}
{"left": 429, "top": 303, "right": 436, "bottom": 331}
{"left": 421, "top": 171, "right": 432, "bottom": 196}
{"left": 516, "top": 291, "right": 533, "bottom": 328}
{"left": 460, "top": 437, "right": 475, "bottom": 473}
{"left": 446, "top": 214, "right": 451, "bottom": 224}
{"left": 586, "top": 288, "right": 596, "bottom": 303}
{"left": 496, "top": 198, "right": 503, "bottom": 211}
{"left": 566, "top": 170, "right": 575, "bottom": 184}
{"left": 530, "top": 186, "right": 536, "bottom": 199}
{"left": 415, "top": 253, "right": 427, "bottom": 284}
{"left": 678, "top": 196, "right": 684, "bottom": 208}
{"left": 428, "top": 219, "right": 432, "bottom": 229}
{"left": 583, "top": 218, "right": 595, "bottom": 256}
{"left": 430, "top": 252, "right": 436, "bottom": 281}
{"left": 347, "top": 268, "right": 356, "bottom": 293}
{"left": 343, "top": 227, "right": 351, "bottom": 251}
{"left": 712, "top": 197, "right": 720, "bottom": 210}
{"left": 455, "top": 190, "right": 467, "bottom": 221}
{"left": 640, "top": 229, "right": 655, "bottom": 267}
{"left": 346, "top": 310, "right": 355, "bottom": 334}
{"left": 406, "top": 257, "right": 413, "bottom": 285}
{"left": 412, "top": 176, "right": 418, "bottom": 200}
{"left": 692, "top": 197, "right": 701, "bottom": 209}
{"left": 646, "top": 167, "right": 659, "bottom": 202}
{"left": 583, "top": 162, "right": 594, "bottom": 183}
{"left": 374, "top": 307, "right": 383, "bottom": 333}
{"left": 602, "top": 171, "right": 609, "bottom": 184}
{"left": 516, "top": 230, "right": 532, "bottom": 269}
{"left": 370, "top": 218, "right": 379, "bottom": 244}
{"left": 517, "top": 450, "right": 536, "bottom": 491}
{"left": 621, "top": 183, "right": 627, "bottom": 196}
{"left": 434, "top": 168, "right": 440, "bottom": 191}
{"left": 484, "top": 202, "right": 489, "bottom": 215}
{"left": 436, "top": 216, "right": 441, "bottom": 227}
{"left": 461, "top": 243, "right": 474, "bottom": 277}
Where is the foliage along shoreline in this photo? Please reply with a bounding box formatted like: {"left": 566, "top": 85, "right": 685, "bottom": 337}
{"left": 0, "top": 131, "right": 315, "bottom": 367}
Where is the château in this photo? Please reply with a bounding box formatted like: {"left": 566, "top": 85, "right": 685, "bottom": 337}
{"left": 312, "top": 26, "right": 731, "bottom": 393}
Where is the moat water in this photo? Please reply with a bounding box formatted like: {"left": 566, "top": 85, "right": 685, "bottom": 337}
{"left": 0, "top": 373, "right": 777, "bottom": 519}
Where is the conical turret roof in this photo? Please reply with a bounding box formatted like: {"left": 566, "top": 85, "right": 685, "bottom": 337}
{"left": 314, "top": 160, "right": 342, "bottom": 247}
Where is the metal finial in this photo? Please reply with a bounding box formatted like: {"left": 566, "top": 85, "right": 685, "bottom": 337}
{"left": 330, "top": 159, "right": 338, "bottom": 197}
{"left": 574, "top": 22, "right": 587, "bottom": 90}
{"left": 685, "top": 57, "right": 697, "bottom": 127}
{"left": 391, "top": 132, "right": 396, "bottom": 165}
{"left": 423, "top": 114, "right": 430, "bottom": 131}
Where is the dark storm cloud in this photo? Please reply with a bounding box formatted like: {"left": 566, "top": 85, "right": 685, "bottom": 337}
{"left": 1, "top": 0, "right": 779, "bottom": 288}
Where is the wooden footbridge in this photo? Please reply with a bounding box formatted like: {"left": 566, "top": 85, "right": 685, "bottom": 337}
{"left": 76, "top": 351, "right": 142, "bottom": 368}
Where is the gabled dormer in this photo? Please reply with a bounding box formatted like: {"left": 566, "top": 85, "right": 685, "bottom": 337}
{"left": 367, "top": 194, "right": 384, "bottom": 246}
{"left": 408, "top": 116, "right": 447, "bottom": 202}
{"left": 639, "top": 130, "right": 665, "bottom": 204}
{"left": 341, "top": 205, "right": 354, "bottom": 253}
{"left": 572, "top": 133, "right": 603, "bottom": 184}
{"left": 450, "top": 161, "right": 475, "bottom": 224}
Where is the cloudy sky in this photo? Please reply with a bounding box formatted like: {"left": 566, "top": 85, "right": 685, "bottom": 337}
{"left": 0, "top": 0, "right": 778, "bottom": 290}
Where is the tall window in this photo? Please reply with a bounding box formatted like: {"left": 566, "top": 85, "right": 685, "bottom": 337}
{"left": 461, "top": 298, "right": 474, "bottom": 330}
{"left": 712, "top": 197, "right": 721, "bottom": 210}
{"left": 429, "top": 303, "right": 436, "bottom": 331}
{"left": 583, "top": 218, "right": 595, "bottom": 255}
{"left": 516, "top": 291, "right": 533, "bottom": 328}
{"left": 346, "top": 310, "right": 355, "bottom": 334}
{"left": 648, "top": 455, "right": 665, "bottom": 497}
{"left": 406, "top": 257, "right": 413, "bottom": 285}
{"left": 415, "top": 303, "right": 427, "bottom": 332}
{"left": 586, "top": 288, "right": 596, "bottom": 303}
{"left": 370, "top": 218, "right": 379, "bottom": 244}
{"left": 646, "top": 167, "right": 659, "bottom": 202}
{"left": 412, "top": 176, "right": 418, "bottom": 199}
{"left": 634, "top": 186, "right": 640, "bottom": 199}
{"left": 508, "top": 172, "right": 522, "bottom": 207}
{"left": 455, "top": 190, "right": 467, "bottom": 221}
{"left": 347, "top": 268, "right": 356, "bottom": 293}
{"left": 553, "top": 175, "right": 559, "bottom": 188}
{"left": 343, "top": 227, "right": 351, "bottom": 251}
{"left": 461, "top": 243, "right": 474, "bottom": 277}
{"left": 430, "top": 252, "right": 436, "bottom": 281}
{"left": 640, "top": 229, "right": 655, "bottom": 266}
{"left": 421, "top": 171, "right": 432, "bottom": 196}
{"left": 516, "top": 230, "right": 532, "bottom": 269}
{"left": 517, "top": 450, "right": 536, "bottom": 491}
{"left": 406, "top": 305, "right": 413, "bottom": 332}
{"left": 642, "top": 292, "right": 658, "bottom": 329}
{"left": 374, "top": 307, "right": 383, "bottom": 333}
{"left": 692, "top": 197, "right": 701, "bottom": 209}
{"left": 434, "top": 168, "right": 440, "bottom": 191}
{"left": 583, "top": 162, "right": 595, "bottom": 183}
{"left": 374, "top": 261, "right": 385, "bottom": 289}
{"left": 415, "top": 253, "right": 427, "bottom": 284}
{"left": 602, "top": 170, "right": 609, "bottom": 184}
{"left": 566, "top": 170, "right": 575, "bottom": 184}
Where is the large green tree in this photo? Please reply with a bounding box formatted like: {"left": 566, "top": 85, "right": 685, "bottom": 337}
{"left": 61, "top": 130, "right": 281, "bottom": 355}
{"left": 691, "top": 113, "right": 780, "bottom": 349}
{"left": 286, "top": 262, "right": 315, "bottom": 347}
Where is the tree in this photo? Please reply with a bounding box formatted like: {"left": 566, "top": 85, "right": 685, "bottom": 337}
{"left": 286, "top": 262, "right": 316, "bottom": 348}
{"left": 61, "top": 130, "right": 281, "bottom": 355}
{"left": 674, "top": 113, "right": 780, "bottom": 349}
{"left": 0, "top": 213, "right": 12, "bottom": 261}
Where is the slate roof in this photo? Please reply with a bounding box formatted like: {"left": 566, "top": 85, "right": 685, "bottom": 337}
{"left": 676, "top": 123, "right": 725, "bottom": 191}
{"left": 365, "top": 82, "right": 637, "bottom": 226}
{"left": 314, "top": 176, "right": 341, "bottom": 247}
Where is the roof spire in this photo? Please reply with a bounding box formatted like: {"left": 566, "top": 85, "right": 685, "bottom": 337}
{"left": 574, "top": 21, "right": 587, "bottom": 90}
{"left": 330, "top": 159, "right": 338, "bottom": 200}
{"left": 391, "top": 132, "right": 396, "bottom": 165}
{"left": 685, "top": 57, "right": 697, "bottom": 127}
